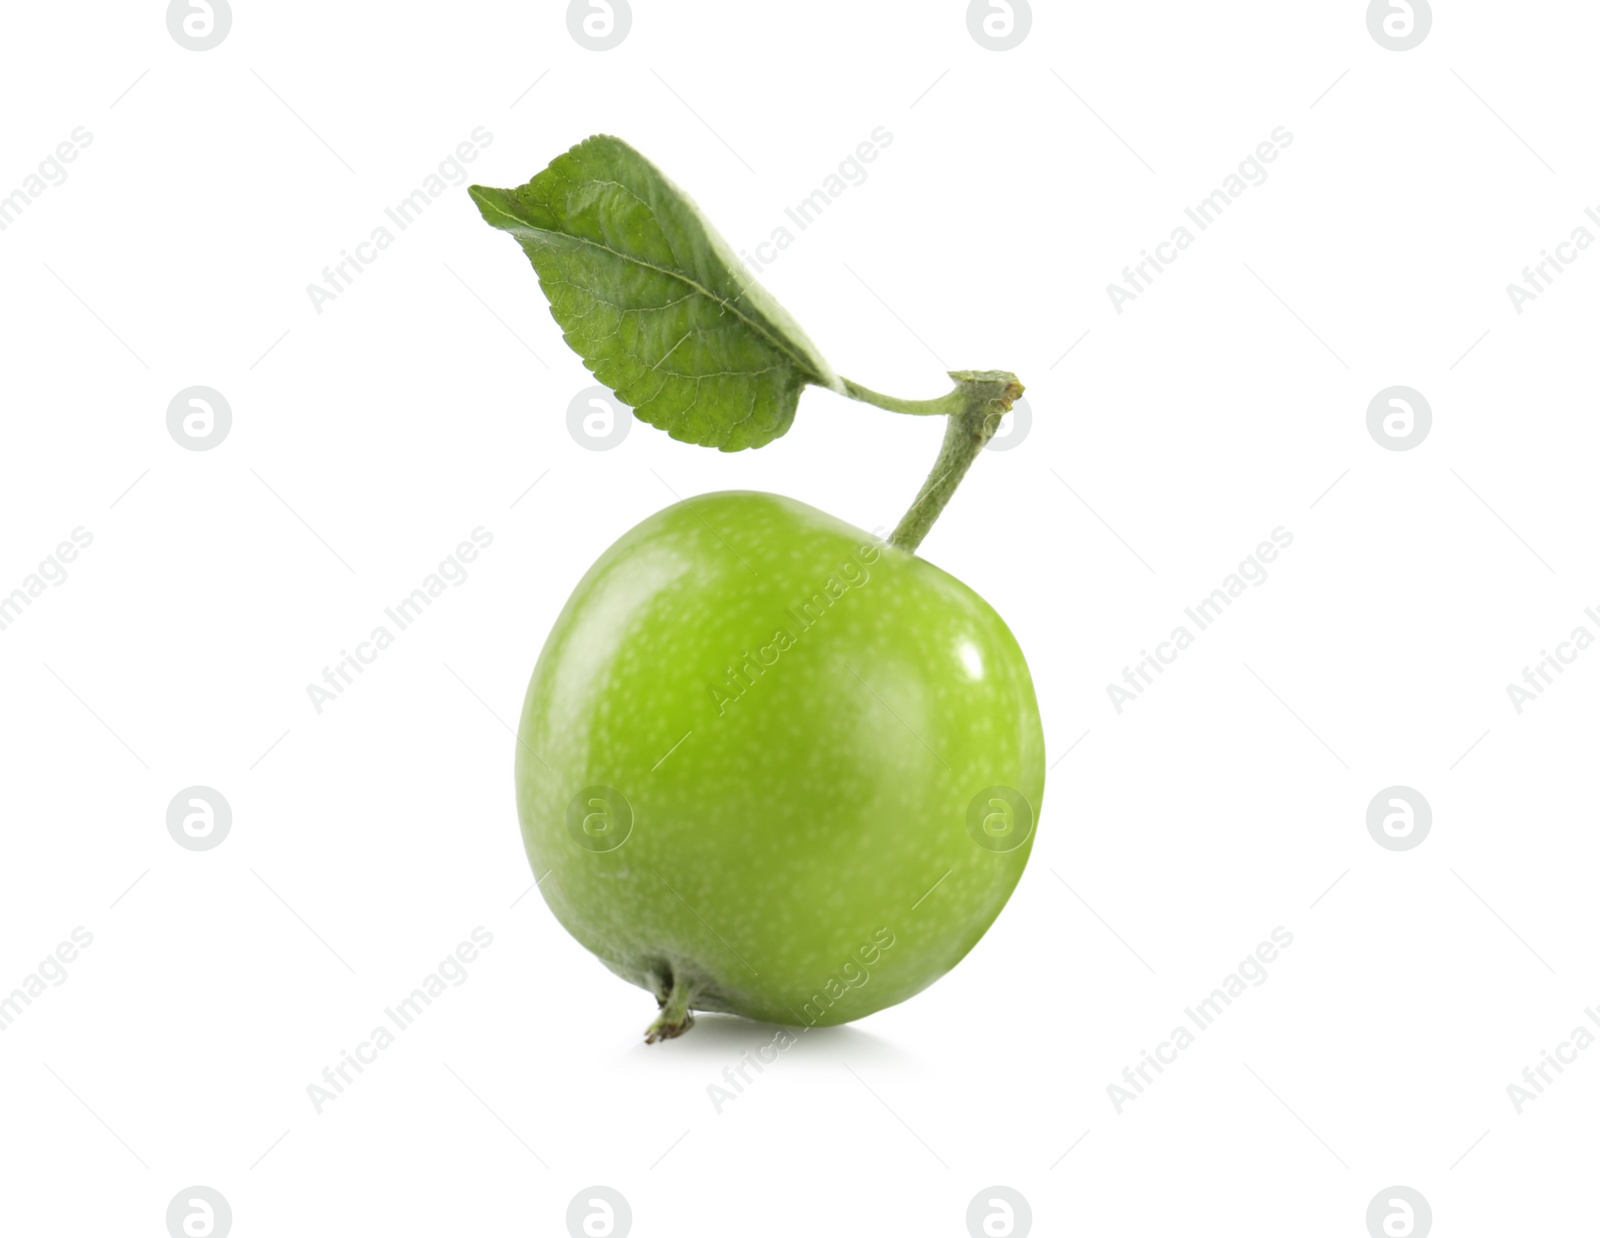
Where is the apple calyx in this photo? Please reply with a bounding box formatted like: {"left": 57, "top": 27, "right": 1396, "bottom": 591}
{"left": 643, "top": 969, "right": 697, "bottom": 1044}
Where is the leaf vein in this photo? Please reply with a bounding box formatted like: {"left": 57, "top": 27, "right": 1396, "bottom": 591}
{"left": 508, "top": 226, "right": 816, "bottom": 378}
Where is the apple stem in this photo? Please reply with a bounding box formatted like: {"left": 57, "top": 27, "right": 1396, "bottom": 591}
{"left": 644, "top": 975, "right": 696, "bottom": 1044}
{"left": 844, "top": 370, "right": 1024, "bottom": 554}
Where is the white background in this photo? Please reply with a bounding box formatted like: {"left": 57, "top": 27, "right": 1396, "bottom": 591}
{"left": 2, "top": 1, "right": 1596, "bottom": 1234}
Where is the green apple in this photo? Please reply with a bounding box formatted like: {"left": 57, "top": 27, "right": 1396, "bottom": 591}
{"left": 516, "top": 491, "right": 1044, "bottom": 1038}
{"left": 473, "top": 136, "right": 1044, "bottom": 1039}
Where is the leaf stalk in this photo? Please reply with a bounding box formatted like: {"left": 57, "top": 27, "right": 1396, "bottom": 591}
{"left": 845, "top": 370, "right": 1024, "bottom": 553}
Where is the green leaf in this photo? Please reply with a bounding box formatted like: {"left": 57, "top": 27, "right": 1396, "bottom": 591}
{"left": 469, "top": 135, "right": 843, "bottom": 451}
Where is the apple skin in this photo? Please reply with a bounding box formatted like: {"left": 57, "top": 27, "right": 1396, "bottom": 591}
{"left": 516, "top": 491, "right": 1044, "bottom": 1028}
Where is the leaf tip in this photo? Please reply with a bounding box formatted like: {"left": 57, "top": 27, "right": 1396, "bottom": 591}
{"left": 467, "top": 183, "right": 514, "bottom": 225}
